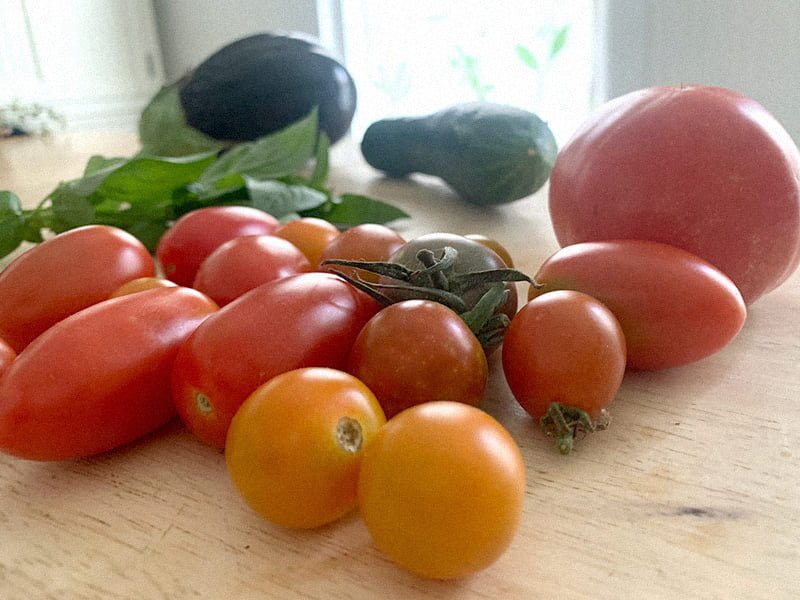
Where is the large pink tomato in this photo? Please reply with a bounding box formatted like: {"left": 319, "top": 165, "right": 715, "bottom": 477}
{"left": 548, "top": 85, "right": 800, "bottom": 305}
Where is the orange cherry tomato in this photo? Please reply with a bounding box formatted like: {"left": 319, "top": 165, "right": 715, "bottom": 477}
{"left": 357, "top": 402, "right": 526, "bottom": 579}
{"left": 110, "top": 277, "right": 178, "bottom": 298}
{"left": 274, "top": 217, "right": 340, "bottom": 267}
{"left": 226, "top": 367, "right": 386, "bottom": 529}
{"left": 319, "top": 223, "right": 406, "bottom": 282}
{"left": 464, "top": 233, "right": 515, "bottom": 267}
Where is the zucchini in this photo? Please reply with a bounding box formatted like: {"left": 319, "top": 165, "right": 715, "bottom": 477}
{"left": 361, "top": 102, "right": 557, "bottom": 206}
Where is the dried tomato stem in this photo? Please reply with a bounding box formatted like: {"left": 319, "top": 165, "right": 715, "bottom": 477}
{"left": 540, "top": 403, "right": 610, "bottom": 455}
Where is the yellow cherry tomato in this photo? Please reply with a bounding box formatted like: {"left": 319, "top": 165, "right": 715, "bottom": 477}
{"left": 357, "top": 401, "right": 526, "bottom": 579}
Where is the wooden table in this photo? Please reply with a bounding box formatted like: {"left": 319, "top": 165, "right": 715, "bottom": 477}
{"left": 1, "top": 132, "right": 799, "bottom": 599}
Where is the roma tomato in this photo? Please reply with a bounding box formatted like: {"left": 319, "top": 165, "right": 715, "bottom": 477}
{"left": 0, "top": 225, "right": 155, "bottom": 352}
{"left": 172, "top": 272, "right": 379, "bottom": 449}
{"left": 110, "top": 276, "right": 177, "bottom": 298}
{"left": 274, "top": 217, "right": 340, "bottom": 267}
{"left": 464, "top": 233, "right": 515, "bottom": 268}
{"left": 347, "top": 300, "right": 488, "bottom": 418}
{"left": 0, "top": 287, "right": 218, "bottom": 461}
{"left": 549, "top": 85, "right": 800, "bottom": 304}
{"left": 193, "top": 234, "right": 311, "bottom": 306}
{"left": 529, "top": 240, "right": 747, "bottom": 371}
{"left": 156, "top": 206, "right": 279, "bottom": 286}
{"left": 319, "top": 223, "right": 406, "bottom": 282}
{"left": 502, "top": 290, "right": 626, "bottom": 453}
{"left": 226, "top": 368, "right": 386, "bottom": 529}
{"left": 0, "top": 337, "right": 15, "bottom": 380}
{"left": 357, "top": 402, "right": 526, "bottom": 580}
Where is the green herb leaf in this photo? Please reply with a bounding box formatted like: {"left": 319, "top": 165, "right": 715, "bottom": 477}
{"left": 549, "top": 25, "right": 570, "bottom": 59}
{"left": 245, "top": 177, "right": 329, "bottom": 220}
{"left": 305, "top": 193, "right": 410, "bottom": 226}
{"left": 0, "top": 191, "right": 25, "bottom": 257}
{"left": 138, "top": 81, "right": 226, "bottom": 157}
{"left": 197, "top": 109, "right": 318, "bottom": 189}
{"left": 515, "top": 44, "right": 539, "bottom": 70}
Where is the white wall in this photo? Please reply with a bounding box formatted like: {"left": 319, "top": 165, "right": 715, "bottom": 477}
{"left": 152, "top": 0, "right": 320, "bottom": 79}
{"left": 601, "top": 0, "right": 800, "bottom": 143}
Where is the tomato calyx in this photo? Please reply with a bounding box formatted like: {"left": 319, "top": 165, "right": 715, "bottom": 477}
{"left": 322, "top": 246, "right": 537, "bottom": 346}
{"left": 541, "top": 403, "right": 611, "bottom": 455}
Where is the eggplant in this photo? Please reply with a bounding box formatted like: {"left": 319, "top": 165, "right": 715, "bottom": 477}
{"left": 145, "top": 32, "right": 357, "bottom": 150}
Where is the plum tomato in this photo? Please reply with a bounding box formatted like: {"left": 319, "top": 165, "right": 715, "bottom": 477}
{"left": 171, "top": 272, "right": 379, "bottom": 449}
{"left": 192, "top": 234, "right": 311, "bottom": 306}
{"left": 225, "top": 367, "right": 386, "bottom": 529}
{"left": 357, "top": 401, "right": 526, "bottom": 580}
{"left": 0, "top": 287, "right": 218, "bottom": 461}
{"left": 156, "top": 206, "right": 279, "bottom": 286}
{"left": 528, "top": 240, "right": 747, "bottom": 371}
{"left": 502, "top": 290, "right": 626, "bottom": 453}
{"left": 319, "top": 223, "right": 406, "bottom": 282}
{"left": 548, "top": 85, "right": 800, "bottom": 304}
{"left": 0, "top": 225, "right": 155, "bottom": 352}
{"left": 274, "top": 217, "right": 340, "bottom": 267}
{"left": 347, "top": 300, "right": 488, "bottom": 418}
{"left": 110, "top": 276, "right": 178, "bottom": 298}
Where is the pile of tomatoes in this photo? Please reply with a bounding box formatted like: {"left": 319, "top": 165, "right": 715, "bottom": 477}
{"left": 2, "top": 84, "right": 798, "bottom": 581}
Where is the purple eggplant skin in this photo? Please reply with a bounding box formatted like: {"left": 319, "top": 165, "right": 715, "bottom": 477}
{"left": 179, "top": 32, "right": 357, "bottom": 144}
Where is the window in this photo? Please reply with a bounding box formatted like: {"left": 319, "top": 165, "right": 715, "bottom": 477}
{"left": 324, "top": 0, "right": 599, "bottom": 145}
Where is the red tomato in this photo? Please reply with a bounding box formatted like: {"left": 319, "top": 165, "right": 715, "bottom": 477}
{"left": 193, "top": 234, "right": 311, "bottom": 306}
{"left": 347, "top": 300, "right": 488, "bottom": 418}
{"left": 357, "top": 402, "right": 526, "bottom": 579}
{"left": 502, "top": 290, "right": 626, "bottom": 453}
{"left": 0, "top": 287, "right": 218, "bottom": 461}
{"left": 319, "top": 223, "right": 406, "bottom": 282}
{"left": 0, "top": 337, "right": 15, "bottom": 380}
{"left": 156, "top": 206, "right": 279, "bottom": 286}
{"left": 226, "top": 368, "right": 386, "bottom": 529}
{"left": 0, "top": 225, "right": 155, "bottom": 352}
{"left": 172, "top": 272, "right": 379, "bottom": 449}
{"left": 529, "top": 240, "right": 747, "bottom": 371}
{"left": 549, "top": 85, "right": 800, "bottom": 304}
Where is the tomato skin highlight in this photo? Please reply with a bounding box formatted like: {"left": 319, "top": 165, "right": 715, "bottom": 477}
{"left": 156, "top": 206, "right": 279, "bottom": 286}
{"left": 529, "top": 240, "right": 747, "bottom": 371}
{"left": 502, "top": 290, "right": 626, "bottom": 423}
{"left": 357, "top": 402, "right": 526, "bottom": 580}
{"left": 0, "top": 287, "right": 218, "bottom": 461}
{"left": 347, "top": 300, "right": 488, "bottom": 418}
{"left": 225, "top": 367, "right": 386, "bottom": 530}
{"left": 0, "top": 337, "right": 15, "bottom": 380}
{"left": 548, "top": 85, "right": 800, "bottom": 304}
{"left": 172, "top": 272, "right": 380, "bottom": 449}
{"left": 0, "top": 225, "right": 155, "bottom": 352}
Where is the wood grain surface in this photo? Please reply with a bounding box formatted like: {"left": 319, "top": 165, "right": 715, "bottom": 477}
{"left": 1, "top": 133, "right": 798, "bottom": 599}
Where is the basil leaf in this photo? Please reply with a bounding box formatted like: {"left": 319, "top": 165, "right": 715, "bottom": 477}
{"left": 304, "top": 193, "right": 410, "bottom": 226}
{"left": 138, "top": 81, "right": 226, "bottom": 157}
{"left": 246, "top": 178, "right": 328, "bottom": 219}
{"left": 0, "top": 191, "right": 25, "bottom": 257}
{"left": 197, "top": 109, "right": 318, "bottom": 188}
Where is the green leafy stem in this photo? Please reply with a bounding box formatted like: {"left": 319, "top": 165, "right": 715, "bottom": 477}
{"left": 0, "top": 109, "right": 409, "bottom": 258}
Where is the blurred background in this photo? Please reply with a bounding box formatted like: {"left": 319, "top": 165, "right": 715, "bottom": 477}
{"left": 2, "top": 0, "right": 798, "bottom": 146}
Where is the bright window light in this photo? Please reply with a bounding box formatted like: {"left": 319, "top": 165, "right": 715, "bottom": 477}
{"left": 329, "top": 0, "right": 599, "bottom": 145}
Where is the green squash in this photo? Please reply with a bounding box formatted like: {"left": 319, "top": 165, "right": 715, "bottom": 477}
{"left": 361, "top": 103, "right": 557, "bottom": 206}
